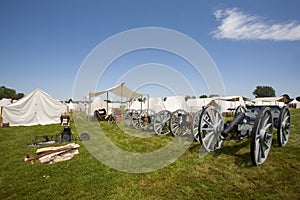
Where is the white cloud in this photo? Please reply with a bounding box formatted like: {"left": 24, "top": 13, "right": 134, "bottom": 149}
{"left": 212, "top": 8, "right": 300, "bottom": 41}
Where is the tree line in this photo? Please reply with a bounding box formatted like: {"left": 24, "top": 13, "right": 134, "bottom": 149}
{"left": 185, "top": 86, "right": 297, "bottom": 103}
{"left": 0, "top": 86, "right": 24, "bottom": 100}
{"left": 0, "top": 85, "right": 298, "bottom": 103}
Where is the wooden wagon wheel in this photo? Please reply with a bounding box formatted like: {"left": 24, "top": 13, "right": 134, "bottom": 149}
{"left": 170, "top": 109, "right": 191, "bottom": 137}
{"left": 277, "top": 106, "right": 290, "bottom": 147}
{"left": 198, "top": 106, "right": 224, "bottom": 152}
{"left": 124, "top": 109, "right": 134, "bottom": 126}
{"left": 250, "top": 107, "right": 273, "bottom": 166}
{"left": 234, "top": 105, "right": 247, "bottom": 116}
{"left": 132, "top": 109, "right": 143, "bottom": 129}
{"left": 153, "top": 110, "right": 171, "bottom": 135}
{"left": 140, "top": 109, "right": 155, "bottom": 131}
{"left": 191, "top": 109, "right": 202, "bottom": 142}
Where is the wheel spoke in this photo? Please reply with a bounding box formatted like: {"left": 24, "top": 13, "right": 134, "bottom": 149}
{"left": 260, "top": 139, "right": 266, "bottom": 159}
{"left": 201, "top": 127, "right": 214, "bottom": 131}
{"left": 264, "top": 135, "right": 272, "bottom": 148}
{"left": 282, "top": 130, "right": 287, "bottom": 141}
{"left": 261, "top": 114, "right": 270, "bottom": 130}
{"left": 210, "top": 111, "right": 215, "bottom": 124}
{"left": 216, "top": 118, "right": 222, "bottom": 127}
{"left": 203, "top": 118, "right": 214, "bottom": 128}
{"left": 155, "top": 123, "right": 162, "bottom": 131}
{"left": 207, "top": 133, "right": 216, "bottom": 150}
{"left": 203, "top": 131, "right": 214, "bottom": 142}
{"left": 283, "top": 115, "right": 289, "bottom": 123}
{"left": 263, "top": 122, "right": 272, "bottom": 131}
{"left": 172, "top": 126, "right": 178, "bottom": 134}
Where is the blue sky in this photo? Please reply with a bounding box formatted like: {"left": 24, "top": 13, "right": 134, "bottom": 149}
{"left": 1, "top": 0, "right": 299, "bottom": 100}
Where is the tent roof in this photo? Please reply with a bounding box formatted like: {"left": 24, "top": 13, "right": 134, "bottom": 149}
{"left": 253, "top": 97, "right": 285, "bottom": 102}
{"left": 0, "top": 98, "right": 12, "bottom": 107}
{"left": 89, "top": 83, "right": 143, "bottom": 99}
{"left": 216, "top": 96, "right": 247, "bottom": 101}
{"left": 289, "top": 99, "right": 300, "bottom": 104}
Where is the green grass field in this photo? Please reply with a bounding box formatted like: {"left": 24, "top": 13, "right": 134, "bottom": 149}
{"left": 0, "top": 109, "right": 299, "bottom": 199}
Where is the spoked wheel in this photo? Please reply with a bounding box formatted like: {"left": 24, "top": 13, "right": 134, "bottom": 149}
{"left": 198, "top": 106, "right": 224, "bottom": 152}
{"left": 132, "top": 109, "right": 143, "bottom": 129}
{"left": 191, "top": 110, "right": 202, "bottom": 142}
{"left": 250, "top": 107, "right": 273, "bottom": 166}
{"left": 124, "top": 109, "right": 134, "bottom": 126}
{"left": 277, "top": 106, "right": 290, "bottom": 147}
{"left": 170, "top": 109, "right": 191, "bottom": 137}
{"left": 234, "top": 105, "right": 247, "bottom": 116}
{"left": 140, "top": 109, "right": 155, "bottom": 131}
{"left": 153, "top": 110, "right": 171, "bottom": 135}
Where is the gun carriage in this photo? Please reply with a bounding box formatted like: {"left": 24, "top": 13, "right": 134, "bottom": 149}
{"left": 198, "top": 105, "right": 291, "bottom": 166}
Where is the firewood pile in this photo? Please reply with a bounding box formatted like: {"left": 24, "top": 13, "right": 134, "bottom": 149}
{"left": 25, "top": 143, "right": 80, "bottom": 164}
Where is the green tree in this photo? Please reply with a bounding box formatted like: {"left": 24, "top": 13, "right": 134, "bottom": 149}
{"left": 209, "top": 94, "right": 219, "bottom": 98}
{"left": 282, "top": 94, "right": 292, "bottom": 104}
{"left": 137, "top": 97, "right": 146, "bottom": 102}
{"left": 199, "top": 95, "right": 208, "bottom": 98}
{"left": 185, "top": 95, "right": 196, "bottom": 101}
{"left": 0, "top": 86, "right": 24, "bottom": 100}
{"left": 252, "top": 86, "right": 275, "bottom": 98}
{"left": 185, "top": 95, "right": 191, "bottom": 101}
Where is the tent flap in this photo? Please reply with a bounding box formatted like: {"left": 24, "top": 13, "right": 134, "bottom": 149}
{"left": 89, "top": 83, "right": 143, "bottom": 99}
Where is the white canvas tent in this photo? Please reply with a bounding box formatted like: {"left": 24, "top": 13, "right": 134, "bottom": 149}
{"left": 289, "top": 99, "right": 300, "bottom": 109}
{"left": 186, "top": 96, "right": 246, "bottom": 114}
{"left": 90, "top": 97, "right": 112, "bottom": 115}
{"left": 143, "top": 97, "right": 165, "bottom": 113}
{"left": 186, "top": 98, "right": 213, "bottom": 112}
{"left": 66, "top": 101, "right": 75, "bottom": 110}
{"left": 212, "top": 96, "right": 246, "bottom": 114}
{"left": 2, "top": 89, "right": 67, "bottom": 126}
{"left": 253, "top": 97, "right": 285, "bottom": 107}
{"left": 0, "top": 98, "right": 13, "bottom": 117}
{"left": 0, "top": 98, "right": 13, "bottom": 107}
{"left": 74, "top": 102, "right": 86, "bottom": 112}
{"left": 128, "top": 100, "right": 143, "bottom": 110}
{"left": 163, "top": 96, "right": 190, "bottom": 112}
{"left": 88, "top": 83, "right": 143, "bottom": 116}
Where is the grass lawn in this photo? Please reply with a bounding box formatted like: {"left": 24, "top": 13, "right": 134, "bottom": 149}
{"left": 0, "top": 109, "right": 299, "bottom": 199}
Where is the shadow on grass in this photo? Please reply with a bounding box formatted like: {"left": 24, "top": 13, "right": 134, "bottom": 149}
{"left": 189, "top": 139, "right": 254, "bottom": 168}
{"left": 215, "top": 140, "right": 253, "bottom": 167}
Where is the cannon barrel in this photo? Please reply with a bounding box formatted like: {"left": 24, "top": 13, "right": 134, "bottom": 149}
{"left": 222, "top": 112, "right": 245, "bottom": 135}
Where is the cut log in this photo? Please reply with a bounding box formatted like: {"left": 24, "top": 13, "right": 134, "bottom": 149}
{"left": 39, "top": 149, "right": 79, "bottom": 164}
{"left": 36, "top": 143, "right": 79, "bottom": 154}
{"left": 25, "top": 143, "right": 80, "bottom": 162}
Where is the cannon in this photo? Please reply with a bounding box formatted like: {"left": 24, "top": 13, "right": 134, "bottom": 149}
{"left": 152, "top": 96, "right": 202, "bottom": 138}
{"left": 169, "top": 109, "right": 202, "bottom": 139}
{"left": 131, "top": 109, "right": 156, "bottom": 130}
{"left": 152, "top": 108, "right": 202, "bottom": 141}
{"left": 198, "top": 105, "right": 291, "bottom": 166}
{"left": 124, "top": 109, "right": 134, "bottom": 126}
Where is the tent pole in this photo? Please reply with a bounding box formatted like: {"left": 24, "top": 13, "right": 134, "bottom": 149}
{"left": 121, "top": 84, "right": 123, "bottom": 108}
{"left": 147, "top": 94, "right": 149, "bottom": 110}
{"left": 106, "top": 91, "right": 109, "bottom": 113}
{"left": 88, "top": 93, "right": 91, "bottom": 121}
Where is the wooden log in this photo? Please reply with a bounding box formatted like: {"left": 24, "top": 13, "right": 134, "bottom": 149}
{"left": 39, "top": 149, "right": 79, "bottom": 164}
{"left": 25, "top": 144, "right": 80, "bottom": 162}
{"left": 36, "top": 143, "right": 79, "bottom": 154}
